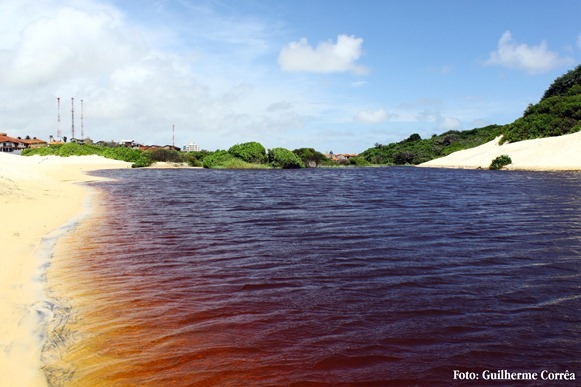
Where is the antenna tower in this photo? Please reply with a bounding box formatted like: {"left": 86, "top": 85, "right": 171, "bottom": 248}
{"left": 172, "top": 124, "right": 175, "bottom": 147}
{"left": 81, "top": 99, "right": 84, "bottom": 139}
{"left": 71, "top": 97, "right": 75, "bottom": 139}
{"left": 57, "top": 97, "right": 61, "bottom": 140}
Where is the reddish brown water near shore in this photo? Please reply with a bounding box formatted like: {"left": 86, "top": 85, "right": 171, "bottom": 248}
{"left": 43, "top": 168, "right": 581, "bottom": 385}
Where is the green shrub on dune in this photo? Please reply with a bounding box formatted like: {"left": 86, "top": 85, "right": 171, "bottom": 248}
{"left": 228, "top": 142, "right": 268, "bottom": 164}
{"left": 268, "top": 147, "right": 305, "bottom": 169}
{"left": 501, "top": 65, "right": 581, "bottom": 143}
{"left": 201, "top": 150, "right": 264, "bottom": 169}
{"left": 22, "top": 142, "right": 152, "bottom": 167}
{"left": 489, "top": 155, "right": 512, "bottom": 170}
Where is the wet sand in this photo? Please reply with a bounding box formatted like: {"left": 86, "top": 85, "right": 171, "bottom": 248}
{"left": 0, "top": 153, "right": 129, "bottom": 386}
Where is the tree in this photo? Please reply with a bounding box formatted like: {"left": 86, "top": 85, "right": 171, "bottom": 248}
{"left": 542, "top": 65, "right": 581, "bottom": 100}
{"left": 293, "top": 147, "right": 327, "bottom": 167}
{"left": 228, "top": 141, "right": 267, "bottom": 164}
{"left": 269, "top": 147, "right": 305, "bottom": 168}
{"left": 404, "top": 133, "right": 421, "bottom": 142}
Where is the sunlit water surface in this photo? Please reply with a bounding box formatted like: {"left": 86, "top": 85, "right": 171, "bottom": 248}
{"left": 43, "top": 167, "right": 581, "bottom": 386}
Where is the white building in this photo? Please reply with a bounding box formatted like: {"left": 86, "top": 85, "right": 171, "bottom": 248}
{"left": 184, "top": 141, "right": 200, "bottom": 152}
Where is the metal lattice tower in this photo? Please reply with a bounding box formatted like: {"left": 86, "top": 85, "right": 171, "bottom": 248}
{"left": 57, "top": 97, "right": 61, "bottom": 140}
{"left": 71, "top": 97, "right": 75, "bottom": 140}
{"left": 81, "top": 99, "right": 84, "bottom": 139}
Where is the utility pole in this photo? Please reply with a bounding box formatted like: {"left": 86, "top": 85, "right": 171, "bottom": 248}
{"left": 71, "top": 97, "right": 75, "bottom": 140}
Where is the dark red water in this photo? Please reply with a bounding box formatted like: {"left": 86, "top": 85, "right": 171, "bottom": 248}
{"left": 44, "top": 167, "right": 581, "bottom": 385}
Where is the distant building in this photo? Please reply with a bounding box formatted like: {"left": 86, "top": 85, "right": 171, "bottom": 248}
{"left": 0, "top": 133, "right": 47, "bottom": 152}
{"left": 325, "top": 153, "right": 358, "bottom": 162}
{"left": 184, "top": 141, "right": 200, "bottom": 152}
{"left": 20, "top": 137, "right": 48, "bottom": 148}
{"left": 120, "top": 139, "right": 141, "bottom": 149}
{"left": 0, "top": 133, "right": 24, "bottom": 152}
{"left": 66, "top": 137, "right": 91, "bottom": 145}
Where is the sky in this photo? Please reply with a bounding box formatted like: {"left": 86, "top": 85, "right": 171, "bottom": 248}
{"left": 1, "top": 0, "right": 580, "bottom": 153}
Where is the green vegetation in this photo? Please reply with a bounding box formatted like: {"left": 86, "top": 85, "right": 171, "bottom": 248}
{"left": 489, "top": 155, "right": 512, "bottom": 170}
{"left": 293, "top": 148, "right": 328, "bottom": 167}
{"left": 22, "top": 142, "right": 202, "bottom": 168}
{"left": 268, "top": 147, "right": 305, "bottom": 169}
{"left": 542, "top": 65, "right": 581, "bottom": 100}
{"left": 22, "top": 142, "right": 148, "bottom": 167}
{"left": 360, "top": 125, "right": 503, "bottom": 165}
{"left": 501, "top": 65, "right": 581, "bottom": 143}
{"left": 228, "top": 142, "right": 268, "bottom": 164}
{"left": 201, "top": 150, "right": 268, "bottom": 169}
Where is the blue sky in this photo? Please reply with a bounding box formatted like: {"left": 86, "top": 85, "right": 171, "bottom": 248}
{"left": 1, "top": 0, "right": 580, "bottom": 153}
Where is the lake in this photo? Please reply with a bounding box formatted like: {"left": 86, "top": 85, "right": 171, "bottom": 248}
{"left": 43, "top": 167, "right": 581, "bottom": 385}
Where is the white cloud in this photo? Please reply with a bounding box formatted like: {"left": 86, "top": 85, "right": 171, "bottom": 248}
{"left": 266, "top": 101, "right": 294, "bottom": 112}
{"left": 351, "top": 81, "right": 368, "bottom": 88}
{"left": 278, "top": 34, "right": 368, "bottom": 74}
{"left": 414, "top": 105, "right": 462, "bottom": 131}
{"left": 485, "top": 31, "right": 574, "bottom": 74}
{"left": 1, "top": 6, "right": 147, "bottom": 87}
{"left": 437, "top": 116, "right": 462, "bottom": 131}
{"left": 355, "top": 108, "right": 390, "bottom": 123}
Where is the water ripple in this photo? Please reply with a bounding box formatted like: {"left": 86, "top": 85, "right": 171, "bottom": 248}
{"left": 44, "top": 167, "right": 581, "bottom": 386}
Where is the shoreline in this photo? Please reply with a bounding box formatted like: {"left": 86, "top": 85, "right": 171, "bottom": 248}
{"left": 0, "top": 153, "right": 130, "bottom": 386}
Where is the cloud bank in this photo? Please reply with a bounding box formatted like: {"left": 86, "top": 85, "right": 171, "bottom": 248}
{"left": 486, "top": 31, "right": 574, "bottom": 74}
{"left": 0, "top": 0, "right": 320, "bottom": 150}
{"left": 278, "top": 34, "right": 368, "bottom": 74}
{"left": 355, "top": 108, "right": 390, "bottom": 123}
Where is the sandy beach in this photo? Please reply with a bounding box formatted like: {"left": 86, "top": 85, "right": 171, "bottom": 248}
{"left": 420, "top": 130, "right": 581, "bottom": 171}
{"left": 0, "top": 153, "right": 130, "bottom": 386}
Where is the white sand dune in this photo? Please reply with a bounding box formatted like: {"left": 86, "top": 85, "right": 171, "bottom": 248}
{"left": 0, "top": 154, "right": 130, "bottom": 387}
{"left": 420, "top": 130, "right": 581, "bottom": 171}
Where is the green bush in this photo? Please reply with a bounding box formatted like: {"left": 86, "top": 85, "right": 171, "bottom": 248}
{"left": 185, "top": 154, "right": 203, "bottom": 167}
{"left": 101, "top": 146, "right": 144, "bottom": 163}
{"left": 131, "top": 153, "right": 153, "bottom": 168}
{"left": 202, "top": 150, "right": 232, "bottom": 168}
{"left": 147, "top": 149, "right": 183, "bottom": 163}
{"left": 22, "top": 146, "right": 58, "bottom": 156}
{"left": 228, "top": 141, "right": 267, "bottom": 164}
{"left": 489, "top": 155, "right": 512, "bottom": 170}
{"left": 23, "top": 142, "right": 153, "bottom": 166}
{"left": 202, "top": 150, "right": 263, "bottom": 169}
{"left": 348, "top": 156, "right": 371, "bottom": 166}
{"left": 542, "top": 65, "right": 581, "bottom": 100}
{"left": 293, "top": 147, "right": 328, "bottom": 167}
{"left": 268, "top": 147, "right": 305, "bottom": 168}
